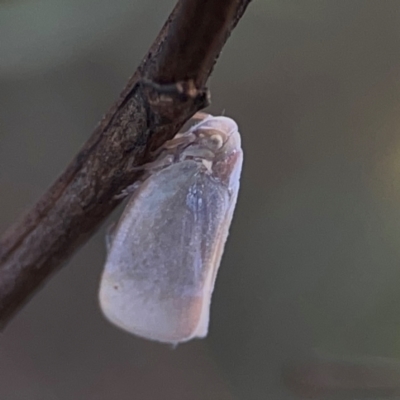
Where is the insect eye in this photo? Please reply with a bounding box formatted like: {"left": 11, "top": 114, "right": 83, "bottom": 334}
{"left": 208, "top": 134, "right": 224, "bottom": 150}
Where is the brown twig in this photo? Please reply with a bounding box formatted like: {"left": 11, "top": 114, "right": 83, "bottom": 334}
{"left": 0, "top": 0, "right": 252, "bottom": 327}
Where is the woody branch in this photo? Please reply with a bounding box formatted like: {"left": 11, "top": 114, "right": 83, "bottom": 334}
{"left": 0, "top": 0, "right": 252, "bottom": 327}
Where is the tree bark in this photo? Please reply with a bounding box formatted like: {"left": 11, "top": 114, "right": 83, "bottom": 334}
{"left": 0, "top": 0, "right": 252, "bottom": 327}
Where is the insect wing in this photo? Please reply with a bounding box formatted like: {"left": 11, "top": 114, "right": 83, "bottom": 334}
{"left": 99, "top": 157, "right": 241, "bottom": 343}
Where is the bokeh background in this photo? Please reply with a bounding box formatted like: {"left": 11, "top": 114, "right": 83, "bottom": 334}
{"left": 2, "top": 1, "right": 400, "bottom": 399}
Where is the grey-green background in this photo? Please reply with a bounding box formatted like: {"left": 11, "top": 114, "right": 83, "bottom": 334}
{"left": 2, "top": 1, "right": 400, "bottom": 399}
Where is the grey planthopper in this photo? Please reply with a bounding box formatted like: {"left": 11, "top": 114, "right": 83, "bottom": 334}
{"left": 99, "top": 112, "right": 243, "bottom": 344}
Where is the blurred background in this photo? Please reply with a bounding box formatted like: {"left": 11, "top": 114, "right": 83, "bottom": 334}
{"left": 2, "top": 0, "right": 400, "bottom": 399}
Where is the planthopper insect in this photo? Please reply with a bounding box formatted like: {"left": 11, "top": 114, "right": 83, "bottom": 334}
{"left": 99, "top": 112, "right": 243, "bottom": 344}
